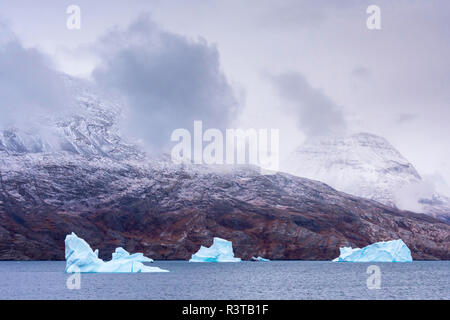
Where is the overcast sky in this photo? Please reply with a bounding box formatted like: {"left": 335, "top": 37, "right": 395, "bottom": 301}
{"left": 1, "top": 0, "right": 449, "bottom": 192}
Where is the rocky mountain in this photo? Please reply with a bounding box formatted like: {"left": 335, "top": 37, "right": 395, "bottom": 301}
{"left": 283, "top": 133, "right": 450, "bottom": 222}
{"left": 0, "top": 76, "right": 142, "bottom": 160}
{"left": 0, "top": 77, "right": 449, "bottom": 261}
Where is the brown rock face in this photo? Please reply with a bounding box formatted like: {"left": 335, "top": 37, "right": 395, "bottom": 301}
{"left": 0, "top": 158, "right": 448, "bottom": 261}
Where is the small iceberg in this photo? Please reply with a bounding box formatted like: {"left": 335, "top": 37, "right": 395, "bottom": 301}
{"left": 251, "top": 256, "right": 270, "bottom": 262}
{"left": 65, "top": 232, "right": 168, "bottom": 273}
{"left": 189, "top": 237, "right": 241, "bottom": 262}
{"left": 333, "top": 239, "right": 412, "bottom": 262}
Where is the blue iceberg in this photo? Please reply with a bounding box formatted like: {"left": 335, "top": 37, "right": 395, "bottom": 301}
{"left": 251, "top": 256, "right": 270, "bottom": 262}
{"left": 65, "top": 232, "right": 168, "bottom": 273}
{"left": 189, "top": 237, "right": 241, "bottom": 262}
{"left": 111, "top": 247, "right": 154, "bottom": 263}
{"left": 333, "top": 239, "right": 412, "bottom": 262}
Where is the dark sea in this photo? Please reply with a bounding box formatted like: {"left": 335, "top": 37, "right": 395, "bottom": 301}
{"left": 0, "top": 261, "right": 448, "bottom": 299}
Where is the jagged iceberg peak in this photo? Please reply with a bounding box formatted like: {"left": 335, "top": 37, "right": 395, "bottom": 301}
{"left": 189, "top": 237, "right": 241, "bottom": 262}
{"left": 333, "top": 239, "right": 413, "bottom": 262}
{"left": 65, "top": 232, "right": 167, "bottom": 273}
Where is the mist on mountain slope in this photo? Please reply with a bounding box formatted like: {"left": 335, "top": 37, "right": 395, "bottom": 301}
{"left": 282, "top": 132, "right": 450, "bottom": 221}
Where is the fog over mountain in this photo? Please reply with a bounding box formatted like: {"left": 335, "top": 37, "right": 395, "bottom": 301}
{"left": 0, "top": 74, "right": 448, "bottom": 261}
{"left": 92, "top": 15, "right": 240, "bottom": 153}
{"left": 1, "top": 1, "right": 449, "bottom": 189}
{"left": 283, "top": 132, "right": 450, "bottom": 222}
{"left": 0, "top": 1, "right": 448, "bottom": 261}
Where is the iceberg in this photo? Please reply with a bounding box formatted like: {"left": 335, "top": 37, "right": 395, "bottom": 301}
{"left": 333, "top": 239, "right": 412, "bottom": 262}
{"left": 189, "top": 237, "right": 241, "bottom": 262}
{"left": 111, "top": 247, "right": 154, "bottom": 263}
{"left": 65, "top": 232, "right": 168, "bottom": 273}
{"left": 250, "top": 256, "right": 270, "bottom": 262}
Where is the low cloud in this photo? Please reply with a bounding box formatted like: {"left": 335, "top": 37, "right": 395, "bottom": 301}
{"left": 393, "top": 174, "right": 450, "bottom": 213}
{"left": 0, "top": 24, "right": 71, "bottom": 131}
{"left": 92, "top": 15, "right": 240, "bottom": 153}
{"left": 394, "top": 181, "right": 435, "bottom": 213}
{"left": 271, "top": 72, "right": 347, "bottom": 138}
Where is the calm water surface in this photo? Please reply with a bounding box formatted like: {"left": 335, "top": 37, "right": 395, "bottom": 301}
{"left": 0, "top": 261, "right": 448, "bottom": 299}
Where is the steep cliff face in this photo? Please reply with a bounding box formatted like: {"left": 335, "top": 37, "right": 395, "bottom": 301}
{"left": 0, "top": 77, "right": 448, "bottom": 261}
{"left": 284, "top": 133, "right": 450, "bottom": 222}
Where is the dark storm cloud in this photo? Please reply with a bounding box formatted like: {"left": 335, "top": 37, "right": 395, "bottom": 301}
{"left": 271, "top": 72, "right": 347, "bottom": 138}
{"left": 0, "top": 23, "right": 70, "bottom": 129}
{"left": 92, "top": 15, "right": 239, "bottom": 152}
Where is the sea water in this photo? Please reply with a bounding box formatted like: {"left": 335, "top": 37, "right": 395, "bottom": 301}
{"left": 0, "top": 261, "right": 448, "bottom": 299}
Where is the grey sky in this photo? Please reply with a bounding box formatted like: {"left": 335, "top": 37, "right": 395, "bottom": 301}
{"left": 0, "top": 0, "right": 449, "bottom": 192}
{"left": 271, "top": 72, "right": 347, "bottom": 139}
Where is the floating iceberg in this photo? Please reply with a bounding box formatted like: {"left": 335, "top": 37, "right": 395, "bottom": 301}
{"left": 189, "top": 237, "right": 241, "bottom": 262}
{"left": 333, "top": 239, "right": 412, "bottom": 262}
{"left": 65, "top": 232, "right": 168, "bottom": 273}
{"left": 251, "top": 256, "right": 270, "bottom": 262}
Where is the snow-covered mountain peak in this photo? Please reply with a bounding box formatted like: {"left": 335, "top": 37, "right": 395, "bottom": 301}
{"left": 283, "top": 132, "right": 449, "bottom": 221}
{"left": 299, "top": 132, "right": 418, "bottom": 173}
